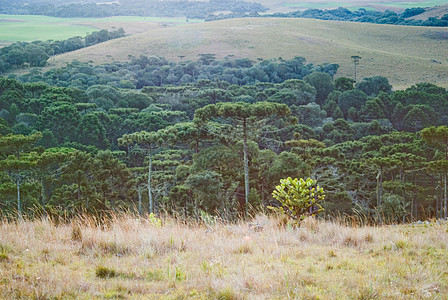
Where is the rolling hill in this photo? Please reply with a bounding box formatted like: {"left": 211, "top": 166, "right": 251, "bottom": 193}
{"left": 409, "top": 4, "right": 448, "bottom": 20}
{"left": 49, "top": 18, "right": 448, "bottom": 89}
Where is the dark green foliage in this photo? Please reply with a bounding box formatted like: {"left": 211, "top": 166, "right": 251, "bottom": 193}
{"left": 304, "top": 72, "right": 334, "bottom": 105}
{"left": 338, "top": 89, "right": 368, "bottom": 114}
{"left": 356, "top": 76, "right": 392, "bottom": 96}
{"left": 1, "top": 53, "right": 448, "bottom": 222}
{"left": 16, "top": 56, "right": 335, "bottom": 90}
{"left": 0, "top": 29, "right": 125, "bottom": 73}
{"left": 334, "top": 77, "right": 355, "bottom": 92}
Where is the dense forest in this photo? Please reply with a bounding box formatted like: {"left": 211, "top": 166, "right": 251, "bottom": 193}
{"left": 14, "top": 55, "right": 339, "bottom": 89}
{"left": 0, "top": 0, "right": 267, "bottom": 19}
{"left": 1, "top": 55, "right": 448, "bottom": 223}
{"left": 209, "top": 6, "right": 448, "bottom": 27}
{"left": 0, "top": 28, "right": 126, "bottom": 73}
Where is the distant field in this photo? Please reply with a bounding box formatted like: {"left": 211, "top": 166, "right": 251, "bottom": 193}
{"left": 0, "top": 15, "right": 95, "bottom": 42}
{"left": 0, "top": 15, "right": 203, "bottom": 43}
{"left": 48, "top": 17, "right": 448, "bottom": 89}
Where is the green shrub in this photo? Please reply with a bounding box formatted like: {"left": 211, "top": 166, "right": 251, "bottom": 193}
{"left": 95, "top": 265, "right": 117, "bottom": 278}
{"left": 269, "top": 177, "right": 325, "bottom": 225}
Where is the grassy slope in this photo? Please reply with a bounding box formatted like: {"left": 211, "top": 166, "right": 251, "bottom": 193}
{"left": 0, "top": 215, "right": 446, "bottom": 298}
{"left": 410, "top": 4, "right": 448, "bottom": 20}
{"left": 50, "top": 18, "right": 448, "bottom": 89}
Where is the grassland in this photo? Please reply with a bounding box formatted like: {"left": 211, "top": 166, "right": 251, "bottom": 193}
{"left": 49, "top": 17, "right": 448, "bottom": 89}
{"left": 249, "top": 0, "right": 448, "bottom": 12}
{"left": 410, "top": 4, "right": 448, "bottom": 20}
{"left": 0, "top": 214, "right": 446, "bottom": 299}
{"left": 0, "top": 15, "right": 203, "bottom": 43}
{"left": 0, "top": 15, "right": 96, "bottom": 43}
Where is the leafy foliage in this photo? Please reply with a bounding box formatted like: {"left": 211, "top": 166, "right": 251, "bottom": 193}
{"left": 270, "top": 177, "right": 325, "bottom": 224}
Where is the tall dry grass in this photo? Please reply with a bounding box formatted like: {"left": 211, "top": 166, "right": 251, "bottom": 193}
{"left": 0, "top": 213, "right": 447, "bottom": 299}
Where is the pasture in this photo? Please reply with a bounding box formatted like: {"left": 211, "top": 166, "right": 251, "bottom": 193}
{"left": 0, "top": 15, "right": 203, "bottom": 43}
{"left": 0, "top": 214, "right": 446, "bottom": 299}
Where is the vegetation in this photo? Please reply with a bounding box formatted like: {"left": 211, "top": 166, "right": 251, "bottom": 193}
{"left": 14, "top": 56, "right": 338, "bottom": 89}
{"left": 1, "top": 1, "right": 447, "bottom": 297}
{"left": 1, "top": 57, "right": 448, "bottom": 222}
{"left": 210, "top": 6, "right": 448, "bottom": 27}
{"left": 0, "top": 28, "right": 126, "bottom": 73}
{"left": 40, "top": 18, "right": 448, "bottom": 88}
{"left": 270, "top": 177, "right": 325, "bottom": 225}
{"left": 0, "top": 214, "right": 446, "bottom": 298}
{"left": 0, "top": 0, "right": 266, "bottom": 19}
{"left": 0, "top": 15, "right": 202, "bottom": 43}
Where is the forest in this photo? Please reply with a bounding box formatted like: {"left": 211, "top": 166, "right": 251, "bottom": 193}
{"left": 1, "top": 55, "right": 448, "bottom": 223}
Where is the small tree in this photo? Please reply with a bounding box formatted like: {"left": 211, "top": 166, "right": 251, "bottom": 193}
{"left": 269, "top": 177, "right": 325, "bottom": 225}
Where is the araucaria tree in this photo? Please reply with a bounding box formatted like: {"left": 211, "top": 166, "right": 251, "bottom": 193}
{"left": 270, "top": 177, "right": 325, "bottom": 225}
{"left": 118, "top": 131, "right": 164, "bottom": 214}
{"left": 194, "top": 101, "right": 291, "bottom": 216}
{"left": 421, "top": 126, "right": 448, "bottom": 219}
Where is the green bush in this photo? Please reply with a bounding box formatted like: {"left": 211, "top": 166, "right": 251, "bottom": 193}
{"left": 269, "top": 177, "right": 325, "bottom": 225}
{"left": 95, "top": 265, "right": 117, "bottom": 278}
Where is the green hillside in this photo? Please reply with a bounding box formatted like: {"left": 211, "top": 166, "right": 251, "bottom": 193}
{"left": 49, "top": 17, "right": 448, "bottom": 88}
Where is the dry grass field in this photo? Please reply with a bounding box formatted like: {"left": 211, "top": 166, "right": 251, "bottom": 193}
{"left": 0, "top": 214, "right": 447, "bottom": 299}
{"left": 48, "top": 17, "right": 448, "bottom": 89}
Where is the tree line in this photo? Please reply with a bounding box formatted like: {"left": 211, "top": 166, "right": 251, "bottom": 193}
{"left": 0, "top": 0, "right": 266, "bottom": 19}
{"left": 1, "top": 59, "right": 448, "bottom": 222}
{"left": 0, "top": 28, "right": 126, "bottom": 74}
{"left": 207, "top": 6, "right": 448, "bottom": 27}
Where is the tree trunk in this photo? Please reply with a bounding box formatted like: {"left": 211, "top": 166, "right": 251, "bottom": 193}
{"left": 445, "top": 146, "right": 447, "bottom": 219}
{"left": 376, "top": 167, "right": 383, "bottom": 207}
{"left": 138, "top": 185, "right": 142, "bottom": 216}
{"left": 148, "top": 153, "right": 153, "bottom": 214}
{"left": 41, "top": 177, "right": 47, "bottom": 216}
{"left": 445, "top": 173, "right": 447, "bottom": 219}
{"left": 437, "top": 185, "right": 440, "bottom": 220}
{"left": 77, "top": 180, "right": 81, "bottom": 202}
{"left": 243, "top": 118, "right": 250, "bottom": 217}
{"left": 41, "top": 177, "right": 46, "bottom": 206}
{"left": 379, "top": 169, "right": 383, "bottom": 207}
{"left": 17, "top": 178, "right": 21, "bottom": 219}
{"left": 414, "top": 175, "right": 418, "bottom": 220}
